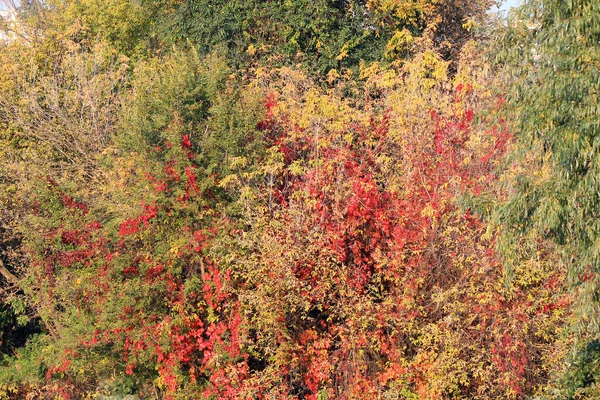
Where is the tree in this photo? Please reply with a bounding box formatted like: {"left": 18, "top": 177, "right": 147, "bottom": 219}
{"left": 0, "top": 0, "right": 575, "bottom": 397}
{"left": 495, "top": 0, "right": 600, "bottom": 397}
{"left": 149, "top": 0, "right": 495, "bottom": 73}
{"left": 222, "top": 52, "right": 565, "bottom": 398}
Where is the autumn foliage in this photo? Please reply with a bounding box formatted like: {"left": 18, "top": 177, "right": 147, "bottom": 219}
{"left": 0, "top": 0, "right": 586, "bottom": 398}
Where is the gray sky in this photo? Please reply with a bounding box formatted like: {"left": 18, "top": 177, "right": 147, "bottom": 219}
{"left": 500, "top": 0, "right": 523, "bottom": 12}
{"left": 0, "top": 1, "right": 19, "bottom": 11}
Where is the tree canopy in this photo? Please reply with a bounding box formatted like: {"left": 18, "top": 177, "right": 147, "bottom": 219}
{"left": 0, "top": 0, "right": 596, "bottom": 398}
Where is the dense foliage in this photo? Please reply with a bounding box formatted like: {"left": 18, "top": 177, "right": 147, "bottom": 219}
{"left": 148, "top": 0, "right": 494, "bottom": 72}
{"left": 495, "top": 0, "right": 600, "bottom": 397}
{"left": 0, "top": 0, "right": 594, "bottom": 398}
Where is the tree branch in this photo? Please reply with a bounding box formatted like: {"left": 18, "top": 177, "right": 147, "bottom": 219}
{"left": 0, "top": 258, "right": 18, "bottom": 284}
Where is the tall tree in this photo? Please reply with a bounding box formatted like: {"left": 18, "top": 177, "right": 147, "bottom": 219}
{"left": 496, "top": 0, "right": 600, "bottom": 396}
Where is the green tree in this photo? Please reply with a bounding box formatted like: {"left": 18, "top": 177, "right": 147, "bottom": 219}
{"left": 495, "top": 0, "right": 600, "bottom": 396}
{"left": 149, "top": 0, "right": 495, "bottom": 74}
